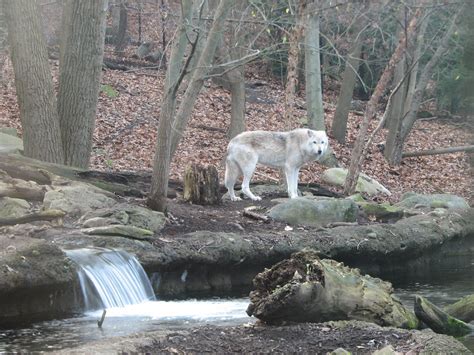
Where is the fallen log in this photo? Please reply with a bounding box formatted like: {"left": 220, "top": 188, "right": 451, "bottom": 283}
{"left": 247, "top": 250, "right": 419, "bottom": 329}
{"left": 402, "top": 145, "right": 474, "bottom": 158}
{"left": 444, "top": 294, "right": 474, "bottom": 322}
{"left": 414, "top": 295, "right": 474, "bottom": 337}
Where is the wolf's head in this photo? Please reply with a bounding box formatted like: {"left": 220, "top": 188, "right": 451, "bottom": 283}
{"left": 306, "top": 130, "right": 328, "bottom": 159}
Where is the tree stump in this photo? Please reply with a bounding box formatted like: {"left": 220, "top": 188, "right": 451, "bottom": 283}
{"left": 183, "top": 164, "right": 220, "bottom": 205}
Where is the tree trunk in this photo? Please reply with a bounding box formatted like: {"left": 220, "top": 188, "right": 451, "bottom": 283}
{"left": 4, "top": 0, "right": 64, "bottom": 164}
{"left": 332, "top": 35, "right": 363, "bottom": 143}
{"left": 402, "top": 145, "right": 474, "bottom": 158}
{"left": 414, "top": 295, "right": 474, "bottom": 337}
{"left": 395, "top": 10, "right": 463, "bottom": 161}
{"left": 147, "top": 0, "right": 195, "bottom": 212}
{"left": 247, "top": 250, "right": 419, "bottom": 329}
{"left": 304, "top": 6, "right": 325, "bottom": 131}
{"left": 114, "top": 1, "right": 128, "bottom": 54}
{"left": 169, "top": 0, "right": 234, "bottom": 157}
{"left": 384, "top": 13, "right": 428, "bottom": 164}
{"left": 343, "top": 9, "right": 422, "bottom": 195}
{"left": 0, "top": 2, "right": 7, "bottom": 85}
{"left": 283, "top": 2, "right": 305, "bottom": 129}
{"left": 57, "top": 0, "right": 108, "bottom": 168}
{"left": 227, "top": 71, "right": 246, "bottom": 139}
{"left": 183, "top": 164, "right": 220, "bottom": 205}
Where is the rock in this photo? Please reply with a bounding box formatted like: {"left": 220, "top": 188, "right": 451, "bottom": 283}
{"left": 43, "top": 182, "right": 116, "bottom": 217}
{"left": 79, "top": 203, "right": 166, "bottom": 233}
{"left": 322, "top": 168, "right": 391, "bottom": 196}
{"left": 0, "top": 197, "right": 30, "bottom": 218}
{"left": 0, "top": 132, "right": 23, "bottom": 154}
{"left": 444, "top": 294, "right": 474, "bottom": 323}
{"left": 396, "top": 193, "right": 470, "bottom": 211}
{"left": 81, "top": 225, "right": 154, "bottom": 241}
{"left": 0, "top": 127, "right": 18, "bottom": 137}
{"left": 0, "top": 234, "right": 77, "bottom": 325}
{"left": 329, "top": 348, "right": 351, "bottom": 355}
{"left": 372, "top": 345, "right": 399, "bottom": 355}
{"left": 268, "top": 197, "right": 358, "bottom": 226}
{"left": 358, "top": 202, "right": 405, "bottom": 222}
{"left": 414, "top": 295, "right": 474, "bottom": 337}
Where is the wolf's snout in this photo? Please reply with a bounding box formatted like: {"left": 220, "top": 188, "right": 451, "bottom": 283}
{"left": 317, "top": 149, "right": 322, "bottom": 154}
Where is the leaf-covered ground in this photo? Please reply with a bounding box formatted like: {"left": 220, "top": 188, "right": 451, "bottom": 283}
{"left": 0, "top": 56, "right": 472, "bottom": 204}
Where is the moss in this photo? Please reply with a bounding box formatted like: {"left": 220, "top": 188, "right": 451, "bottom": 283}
{"left": 445, "top": 316, "right": 472, "bottom": 337}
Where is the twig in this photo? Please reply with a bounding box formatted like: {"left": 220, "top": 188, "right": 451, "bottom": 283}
{"left": 243, "top": 207, "right": 269, "bottom": 223}
{"left": 97, "top": 309, "right": 107, "bottom": 328}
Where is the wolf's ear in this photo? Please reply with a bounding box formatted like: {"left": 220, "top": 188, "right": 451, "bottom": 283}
{"left": 307, "top": 129, "right": 314, "bottom": 137}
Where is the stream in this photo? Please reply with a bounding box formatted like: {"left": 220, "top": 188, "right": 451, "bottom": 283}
{"left": 0, "top": 247, "right": 472, "bottom": 353}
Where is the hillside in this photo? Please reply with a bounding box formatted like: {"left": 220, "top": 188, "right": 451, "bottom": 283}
{"left": 0, "top": 56, "right": 472, "bottom": 204}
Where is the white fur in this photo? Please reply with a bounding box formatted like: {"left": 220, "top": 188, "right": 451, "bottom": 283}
{"left": 224, "top": 129, "right": 328, "bottom": 201}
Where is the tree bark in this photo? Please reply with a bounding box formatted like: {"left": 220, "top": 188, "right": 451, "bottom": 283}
{"left": 4, "top": 0, "right": 64, "bottom": 164}
{"left": 57, "top": 0, "right": 108, "bottom": 169}
{"left": 283, "top": 1, "right": 305, "bottom": 129}
{"left": 0, "top": 2, "right": 7, "bottom": 84}
{"left": 343, "top": 8, "right": 422, "bottom": 195}
{"left": 304, "top": 4, "right": 325, "bottom": 131}
{"left": 114, "top": 1, "right": 128, "bottom": 53}
{"left": 247, "top": 250, "right": 419, "bottom": 329}
{"left": 183, "top": 164, "right": 220, "bottom": 205}
{"left": 332, "top": 33, "right": 363, "bottom": 143}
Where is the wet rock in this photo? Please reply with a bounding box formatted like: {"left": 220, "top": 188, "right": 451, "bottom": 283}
{"left": 444, "top": 294, "right": 474, "bottom": 322}
{"left": 79, "top": 203, "right": 166, "bottom": 233}
{"left": 0, "top": 234, "right": 77, "bottom": 325}
{"left": 268, "top": 197, "right": 358, "bottom": 226}
{"left": 396, "top": 192, "right": 470, "bottom": 211}
{"left": 322, "top": 168, "right": 391, "bottom": 196}
{"left": 43, "top": 182, "right": 116, "bottom": 217}
{"left": 0, "top": 197, "right": 30, "bottom": 218}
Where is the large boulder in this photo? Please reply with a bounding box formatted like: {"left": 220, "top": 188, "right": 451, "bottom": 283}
{"left": 79, "top": 203, "right": 166, "bottom": 233}
{"left": 43, "top": 182, "right": 116, "bottom": 217}
{"left": 268, "top": 197, "right": 358, "bottom": 226}
{"left": 0, "top": 197, "right": 30, "bottom": 218}
{"left": 0, "top": 132, "right": 23, "bottom": 154}
{"left": 322, "top": 168, "right": 391, "bottom": 196}
{"left": 0, "top": 234, "right": 77, "bottom": 325}
{"left": 396, "top": 193, "right": 470, "bottom": 211}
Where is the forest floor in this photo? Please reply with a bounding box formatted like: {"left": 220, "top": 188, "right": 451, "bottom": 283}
{"left": 0, "top": 54, "right": 472, "bottom": 206}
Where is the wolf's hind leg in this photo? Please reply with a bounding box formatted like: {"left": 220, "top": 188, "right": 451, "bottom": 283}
{"left": 225, "top": 159, "right": 241, "bottom": 201}
{"left": 241, "top": 157, "right": 261, "bottom": 201}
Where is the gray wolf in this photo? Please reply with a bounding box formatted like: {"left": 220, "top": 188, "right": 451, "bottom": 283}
{"left": 224, "top": 128, "right": 328, "bottom": 201}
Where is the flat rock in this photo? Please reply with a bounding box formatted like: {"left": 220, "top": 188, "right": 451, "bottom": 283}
{"left": 0, "top": 132, "right": 23, "bottom": 154}
{"left": 396, "top": 192, "right": 470, "bottom": 211}
{"left": 268, "top": 197, "right": 358, "bottom": 226}
{"left": 0, "top": 197, "right": 30, "bottom": 218}
{"left": 322, "top": 168, "right": 391, "bottom": 196}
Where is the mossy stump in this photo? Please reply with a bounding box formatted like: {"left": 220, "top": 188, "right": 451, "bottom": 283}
{"left": 183, "top": 164, "right": 220, "bottom": 205}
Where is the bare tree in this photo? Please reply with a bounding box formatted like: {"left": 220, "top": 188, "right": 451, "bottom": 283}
{"left": 148, "top": 0, "right": 234, "bottom": 212}
{"left": 384, "top": 7, "right": 463, "bottom": 165}
{"left": 4, "top": 0, "right": 64, "bottom": 164}
{"left": 343, "top": 8, "right": 422, "bottom": 195}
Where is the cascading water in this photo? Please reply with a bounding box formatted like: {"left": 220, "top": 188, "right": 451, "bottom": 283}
{"left": 66, "top": 248, "right": 156, "bottom": 310}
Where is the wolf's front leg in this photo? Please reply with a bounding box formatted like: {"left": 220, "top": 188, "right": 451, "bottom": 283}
{"left": 285, "top": 166, "right": 298, "bottom": 198}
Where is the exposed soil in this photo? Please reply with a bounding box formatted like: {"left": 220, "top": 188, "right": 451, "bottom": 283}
{"left": 131, "top": 321, "right": 469, "bottom": 354}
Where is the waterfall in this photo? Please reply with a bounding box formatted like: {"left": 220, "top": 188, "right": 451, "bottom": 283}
{"left": 66, "top": 248, "right": 156, "bottom": 310}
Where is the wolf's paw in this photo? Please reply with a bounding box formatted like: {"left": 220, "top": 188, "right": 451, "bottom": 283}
{"left": 251, "top": 196, "right": 262, "bottom": 201}
{"left": 230, "top": 196, "right": 242, "bottom": 201}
